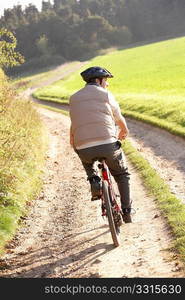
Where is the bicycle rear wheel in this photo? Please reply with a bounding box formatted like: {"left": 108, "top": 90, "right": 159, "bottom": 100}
{"left": 102, "top": 181, "right": 120, "bottom": 247}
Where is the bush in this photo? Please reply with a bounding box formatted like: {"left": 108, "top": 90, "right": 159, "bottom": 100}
{"left": 107, "top": 26, "right": 132, "bottom": 46}
{"left": 0, "top": 69, "right": 46, "bottom": 254}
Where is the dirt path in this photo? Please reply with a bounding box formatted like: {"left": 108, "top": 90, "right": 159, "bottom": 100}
{"left": 0, "top": 107, "right": 184, "bottom": 278}
{"left": 127, "top": 119, "right": 185, "bottom": 204}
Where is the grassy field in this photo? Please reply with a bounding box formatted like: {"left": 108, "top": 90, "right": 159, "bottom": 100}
{"left": 34, "top": 36, "right": 185, "bottom": 137}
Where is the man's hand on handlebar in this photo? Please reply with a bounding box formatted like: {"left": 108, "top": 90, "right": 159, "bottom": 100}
{"left": 118, "top": 128, "right": 129, "bottom": 140}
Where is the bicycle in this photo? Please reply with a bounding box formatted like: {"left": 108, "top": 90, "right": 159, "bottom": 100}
{"left": 94, "top": 158, "right": 123, "bottom": 247}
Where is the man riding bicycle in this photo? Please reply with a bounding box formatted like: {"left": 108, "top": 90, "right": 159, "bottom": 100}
{"left": 69, "top": 66, "right": 132, "bottom": 223}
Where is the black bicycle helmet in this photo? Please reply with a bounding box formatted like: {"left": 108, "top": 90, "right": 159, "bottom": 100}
{"left": 80, "top": 66, "right": 113, "bottom": 82}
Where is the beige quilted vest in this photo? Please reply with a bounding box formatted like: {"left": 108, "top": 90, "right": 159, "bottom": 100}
{"left": 69, "top": 84, "right": 117, "bottom": 148}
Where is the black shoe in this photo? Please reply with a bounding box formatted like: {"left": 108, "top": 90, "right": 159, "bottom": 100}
{"left": 88, "top": 175, "right": 102, "bottom": 201}
{"left": 122, "top": 208, "right": 132, "bottom": 223}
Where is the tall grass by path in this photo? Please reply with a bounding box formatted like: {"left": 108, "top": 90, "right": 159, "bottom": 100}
{"left": 0, "top": 69, "right": 47, "bottom": 255}
{"left": 33, "top": 36, "right": 185, "bottom": 138}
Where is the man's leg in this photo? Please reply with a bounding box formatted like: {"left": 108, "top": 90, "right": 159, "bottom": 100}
{"left": 81, "top": 161, "right": 96, "bottom": 179}
{"left": 76, "top": 151, "right": 102, "bottom": 200}
{"left": 105, "top": 144, "right": 132, "bottom": 222}
{"left": 75, "top": 143, "right": 132, "bottom": 210}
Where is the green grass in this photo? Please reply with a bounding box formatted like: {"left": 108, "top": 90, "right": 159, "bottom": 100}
{"left": 0, "top": 70, "right": 47, "bottom": 255}
{"left": 34, "top": 36, "right": 185, "bottom": 137}
{"left": 33, "top": 71, "right": 79, "bottom": 104}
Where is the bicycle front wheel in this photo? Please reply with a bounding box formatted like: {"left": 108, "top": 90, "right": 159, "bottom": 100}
{"left": 102, "top": 181, "right": 120, "bottom": 247}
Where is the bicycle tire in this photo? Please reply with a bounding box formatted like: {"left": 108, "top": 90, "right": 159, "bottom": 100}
{"left": 102, "top": 181, "right": 120, "bottom": 247}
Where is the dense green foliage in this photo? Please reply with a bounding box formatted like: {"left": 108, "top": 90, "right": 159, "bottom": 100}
{"left": 34, "top": 36, "right": 185, "bottom": 137}
{"left": 0, "top": 29, "right": 46, "bottom": 253}
{"left": 1, "top": 0, "right": 185, "bottom": 74}
{"left": 0, "top": 69, "right": 47, "bottom": 254}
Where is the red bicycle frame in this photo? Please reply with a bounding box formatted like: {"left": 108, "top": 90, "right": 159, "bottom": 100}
{"left": 98, "top": 160, "right": 122, "bottom": 217}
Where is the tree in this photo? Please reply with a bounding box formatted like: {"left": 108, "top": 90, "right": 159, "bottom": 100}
{"left": 1, "top": 0, "right": 185, "bottom": 73}
{"left": 36, "top": 34, "right": 54, "bottom": 56}
{"left": 25, "top": 4, "right": 39, "bottom": 23}
{"left": 80, "top": 15, "right": 112, "bottom": 42}
{"left": 0, "top": 28, "right": 24, "bottom": 68}
{"left": 42, "top": 0, "right": 53, "bottom": 11}
{"left": 107, "top": 26, "right": 132, "bottom": 46}
{"left": 53, "top": 0, "right": 74, "bottom": 11}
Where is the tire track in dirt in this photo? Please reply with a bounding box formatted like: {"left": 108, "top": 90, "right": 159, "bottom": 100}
{"left": 127, "top": 118, "right": 185, "bottom": 204}
{"left": 0, "top": 108, "right": 184, "bottom": 278}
